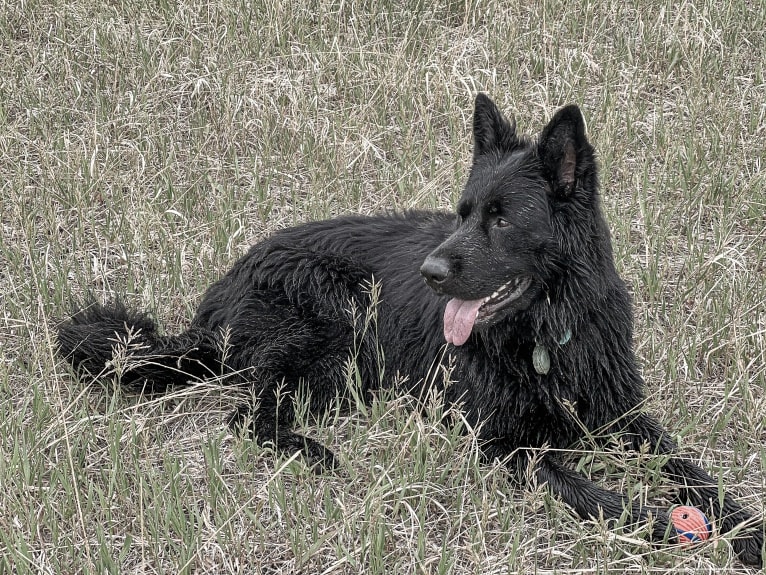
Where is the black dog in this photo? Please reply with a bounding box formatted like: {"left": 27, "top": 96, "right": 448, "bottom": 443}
{"left": 58, "top": 94, "right": 763, "bottom": 565}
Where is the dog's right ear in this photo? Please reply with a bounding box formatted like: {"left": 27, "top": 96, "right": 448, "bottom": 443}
{"left": 538, "top": 104, "right": 595, "bottom": 198}
{"left": 473, "top": 93, "right": 518, "bottom": 160}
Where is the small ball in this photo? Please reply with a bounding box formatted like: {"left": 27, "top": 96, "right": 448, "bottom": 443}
{"left": 671, "top": 505, "right": 712, "bottom": 545}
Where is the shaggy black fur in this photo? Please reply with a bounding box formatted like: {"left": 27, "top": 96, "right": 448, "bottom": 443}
{"left": 58, "top": 94, "right": 763, "bottom": 565}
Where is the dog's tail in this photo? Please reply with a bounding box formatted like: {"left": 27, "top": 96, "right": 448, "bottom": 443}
{"left": 57, "top": 300, "right": 220, "bottom": 393}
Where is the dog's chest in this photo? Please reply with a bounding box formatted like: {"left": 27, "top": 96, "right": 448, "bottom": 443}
{"left": 443, "top": 344, "right": 585, "bottom": 448}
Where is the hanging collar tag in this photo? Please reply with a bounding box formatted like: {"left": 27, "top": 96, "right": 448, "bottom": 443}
{"left": 533, "top": 328, "right": 571, "bottom": 375}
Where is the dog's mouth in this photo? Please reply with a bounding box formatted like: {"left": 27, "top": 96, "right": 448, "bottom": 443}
{"left": 443, "top": 276, "right": 532, "bottom": 346}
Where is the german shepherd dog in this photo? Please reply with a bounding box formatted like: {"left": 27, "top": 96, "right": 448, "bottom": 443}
{"left": 58, "top": 94, "right": 763, "bottom": 565}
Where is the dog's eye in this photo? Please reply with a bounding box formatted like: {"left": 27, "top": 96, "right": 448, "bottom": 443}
{"left": 495, "top": 218, "right": 511, "bottom": 228}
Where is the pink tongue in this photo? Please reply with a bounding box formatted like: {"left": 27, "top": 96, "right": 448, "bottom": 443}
{"left": 443, "top": 298, "right": 483, "bottom": 346}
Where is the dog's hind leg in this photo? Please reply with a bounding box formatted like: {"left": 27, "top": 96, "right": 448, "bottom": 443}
{"left": 228, "top": 390, "right": 338, "bottom": 470}
{"left": 220, "top": 300, "right": 365, "bottom": 470}
{"left": 625, "top": 412, "right": 763, "bottom": 566}
{"left": 535, "top": 454, "right": 671, "bottom": 540}
{"left": 196, "top": 248, "right": 382, "bottom": 469}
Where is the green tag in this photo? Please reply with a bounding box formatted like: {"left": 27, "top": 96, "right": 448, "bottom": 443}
{"left": 532, "top": 344, "right": 550, "bottom": 375}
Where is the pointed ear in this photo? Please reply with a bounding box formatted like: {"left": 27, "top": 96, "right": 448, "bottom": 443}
{"left": 473, "top": 93, "right": 518, "bottom": 160}
{"left": 538, "top": 105, "right": 594, "bottom": 197}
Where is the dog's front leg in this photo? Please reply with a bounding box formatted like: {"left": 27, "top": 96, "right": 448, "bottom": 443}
{"left": 535, "top": 454, "right": 670, "bottom": 541}
{"left": 626, "top": 412, "right": 763, "bottom": 566}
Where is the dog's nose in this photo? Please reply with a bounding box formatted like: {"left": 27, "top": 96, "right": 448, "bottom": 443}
{"left": 420, "top": 256, "right": 451, "bottom": 285}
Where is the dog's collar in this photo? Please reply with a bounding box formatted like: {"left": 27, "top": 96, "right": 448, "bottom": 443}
{"left": 532, "top": 328, "right": 571, "bottom": 375}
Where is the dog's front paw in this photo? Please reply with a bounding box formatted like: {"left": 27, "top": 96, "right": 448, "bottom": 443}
{"left": 731, "top": 529, "right": 763, "bottom": 567}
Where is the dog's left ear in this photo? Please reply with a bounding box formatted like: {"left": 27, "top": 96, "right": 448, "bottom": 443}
{"left": 473, "top": 93, "right": 519, "bottom": 160}
{"left": 538, "top": 105, "right": 594, "bottom": 197}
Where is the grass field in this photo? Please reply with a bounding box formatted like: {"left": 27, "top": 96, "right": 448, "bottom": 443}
{"left": 1, "top": 0, "right": 765, "bottom": 573}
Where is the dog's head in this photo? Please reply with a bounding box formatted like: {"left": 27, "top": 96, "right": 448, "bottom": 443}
{"left": 421, "top": 94, "right": 602, "bottom": 346}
